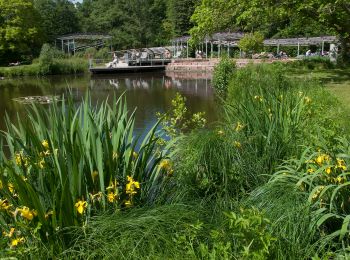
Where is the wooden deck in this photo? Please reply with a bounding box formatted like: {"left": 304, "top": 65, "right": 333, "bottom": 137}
{"left": 90, "top": 65, "right": 167, "bottom": 74}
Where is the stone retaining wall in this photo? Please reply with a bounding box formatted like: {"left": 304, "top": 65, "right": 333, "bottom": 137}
{"left": 166, "top": 58, "right": 295, "bottom": 72}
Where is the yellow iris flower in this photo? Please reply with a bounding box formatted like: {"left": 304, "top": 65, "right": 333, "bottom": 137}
{"left": 42, "top": 140, "right": 49, "bottom": 150}
{"left": 11, "top": 237, "right": 25, "bottom": 248}
{"left": 18, "top": 206, "right": 37, "bottom": 221}
{"left": 75, "top": 200, "right": 87, "bottom": 215}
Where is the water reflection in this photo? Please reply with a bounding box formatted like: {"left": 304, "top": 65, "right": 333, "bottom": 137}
{"left": 0, "top": 72, "right": 216, "bottom": 134}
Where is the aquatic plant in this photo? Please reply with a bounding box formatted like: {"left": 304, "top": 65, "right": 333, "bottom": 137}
{"left": 0, "top": 93, "right": 168, "bottom": 253}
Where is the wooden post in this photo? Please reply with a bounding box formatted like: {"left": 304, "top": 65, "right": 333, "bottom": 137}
{"left": 73, "top": 39, "right": 76, "bottom": 55}
{"left": 227, "top": 44, "right": 230, "bottom": 58}
{"left": 277, "top": 42, "right": 280, "bottom": 54}
{"left": 211, "top": 42, "right": 213, "bottom": 58}
{"left": 61, "top": 39, "right": 64, "bottom": 52}
{"left": 218, "top": 42, "right": 221, "bottom": 58}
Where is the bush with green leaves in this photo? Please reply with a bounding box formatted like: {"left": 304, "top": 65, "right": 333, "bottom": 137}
{"left": 238, "top": 32, "right": 264, "bottom": 57}
{"left": 212, "top": 58, "right": 236, "bottom": 97}
{"left": 0, "top": 94, "right": 169, "bottom": 254}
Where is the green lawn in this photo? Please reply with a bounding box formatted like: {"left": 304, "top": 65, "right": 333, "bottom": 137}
{"left": 289, "top": 68, "right": 350, "bottom": 109}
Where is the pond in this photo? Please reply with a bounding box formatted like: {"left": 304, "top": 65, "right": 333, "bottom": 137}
{"left": 0, "top": 71, "right": 217, "bottom": 135}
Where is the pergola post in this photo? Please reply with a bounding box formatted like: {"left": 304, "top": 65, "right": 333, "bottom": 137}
{"left": 218, "top": 42, "right": 221, "bottom": 58}
{"left": 227, "top": 44, "right": 230, "bottom": 58}
{"left": 277, "top": 42, "right": 280, "bottom": 54}
{"left": 73, "top": 39, "right": 76, "bottom": 55}
{"left": 297, "top": 41, "right": 300, "bottom": 56}
{"left": 61, "top": 39, "right": 64, "bottom": 52}
{"left": 321, "top": 40, "right": 325, "bottom": 55}
{"left": 205, "top": 39, "right": 208, "bottom": 58}
{"left": 211, "top": 42, "right": 213, "bottom": 59}
{"left": 186, "top": 40, "right": 189, "bottom": 59}
{"left": 67, "top": 39, "right": 70, "bottom": 55}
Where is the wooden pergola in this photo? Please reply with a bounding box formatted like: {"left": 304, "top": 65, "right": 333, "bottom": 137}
{"left": 56, "top": 33, "right": 112, "bottom": 55}
{"left": 172, "top": 33, "right": 338, "bottom": 58}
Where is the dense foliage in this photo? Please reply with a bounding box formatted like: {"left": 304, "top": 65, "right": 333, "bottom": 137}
{"left": 190, "top": 0, "right": 350, "bottom": 63}
{"left": 0, "top": 0, "right": 198, "bottom": 65}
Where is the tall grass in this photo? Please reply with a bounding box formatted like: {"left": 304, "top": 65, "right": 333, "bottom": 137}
{"left": 224, "top": 64, "right": 324, "bottom": 172}
{"left": 0, "top": 93, "right": 168, "bottom": 253}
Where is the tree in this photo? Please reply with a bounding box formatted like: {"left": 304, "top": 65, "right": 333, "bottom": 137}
{"left": 238, "top": 32, "right": 264, "bottom": 56}
{"left": 190, "top": 0, "right": 350, "bottom": 63}
{"left": 34, "top": 0, "right": 80, "bottom": 42}
{"left": 166, "top": 0, "right": 199, "bottom": 37}
{"left": 77, "top": 0, "right": 168, "bottom": 49}
{"left": 0, "top": 0, "right": 43, "bottom": 64}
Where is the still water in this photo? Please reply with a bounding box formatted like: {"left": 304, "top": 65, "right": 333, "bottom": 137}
{"left": 0, "top": 71, "right": 216, "bottom": 134}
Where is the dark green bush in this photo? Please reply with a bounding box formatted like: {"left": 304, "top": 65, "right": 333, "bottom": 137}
{"left": 212, "top": 58, "right": 236, "bottom": 97}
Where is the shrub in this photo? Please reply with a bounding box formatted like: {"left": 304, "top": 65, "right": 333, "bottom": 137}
{"left": 238, "top": 32, "right": 265, "bottom": 57}
{"left": 212, "top": 58, "right": 236, "bottom": 97}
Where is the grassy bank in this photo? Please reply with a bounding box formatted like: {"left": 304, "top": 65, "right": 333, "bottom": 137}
{"left": 0, "top": 58, "right": 88, "bottom": 77}
{"left": 1, "top": 61, "right": 350, "bottom": 258}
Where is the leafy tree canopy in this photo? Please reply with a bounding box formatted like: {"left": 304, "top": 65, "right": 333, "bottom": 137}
{"left": 0, "top": 0, "right": 43, "bottom": 64}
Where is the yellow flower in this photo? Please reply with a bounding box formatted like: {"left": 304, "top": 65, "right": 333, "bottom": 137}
{"left": 125, "top": 200, "right": 132, "bottom": 207}
{"left": 45, "top": 210, "right": 53, "bottom": 219}
{"left": 0, "top": 199, "right": 12, "bottom": 211}
{"left": 89, "top": 192, "right": 103, "bottom": 203}
{"left": 254, "top": 95, "right": 263, "bottom": 102}
{"left": 107, "top": 192, "right": 117, "bottom": 203}
{"left": 38, "top": 159, "right": 45, "bottom": 169}
{"left": 11, "top": 237, "right": 25, "bottom": 248}
{"left": 40, "top": 150, "right": 51, "bottom": 157}
{"left": 91, "top": 171, "right": 99, "bottom": 182}
{"left": 112, "top": 152, "right": 119, "bottom": 160}
{"left": 159, "top": 159, "right": 173, "bottom": 175}
{"left": 304, "top": 96, "right": 312, "bottom": 104}
{"left": 18, "top": 206, "right": 36, "bottom": 221}
{"left": 312, "top": 186, "right": 325, "bottom": 200}
{"left": 336, "top": 158, "right": 347, "bottom": 171}
{"left": 106, "top": 179, "right": 118, "bottom": 191}
{"left": 3, "top": 227, "right": 15, "bottom": 238}
{"left": 133, "top": 151, "right": 138, "bottom": 159}
{"left": 75, "top": 200, "right": 87, "bottom": 215}
{"left": 325, "top": 167, "right": 332, "bottom": 175}
{"left": 234, "top": 141, "right": 242, "bottom": 148}
{"left": 42, "top": 140, "right": 49, "bottom": 150}
{"left": 8, "top": 183, "right": 15, "bottom": 194}
{"left": 315, "top": 154, "right": 330, "bottom": 166}
{"left": 235, "top": 122, "right": 244, "bottom": 132}
{"left": 307, "top": 168, "right": 315, "bottom": 174}
{"left": 126, "top": 176, "right": 140, "bottom": 195}
{"left": 217, "top": 130, "right": 224, "bottom": 136}
{"left": 15, "top": 151, "right": 29, "bottom": 167}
